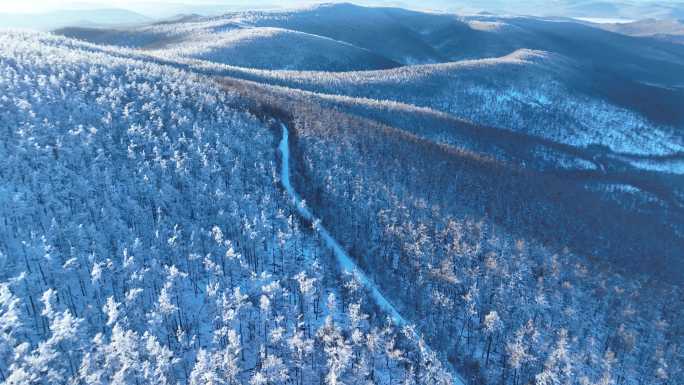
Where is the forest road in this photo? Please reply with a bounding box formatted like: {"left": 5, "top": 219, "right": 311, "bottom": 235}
{"left": 277, "top": 122, "right": 467, "bottom": 385}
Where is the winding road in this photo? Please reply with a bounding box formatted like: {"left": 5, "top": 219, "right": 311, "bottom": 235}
{"left": 278, "top": 123, "right": 466, "bottom": 385}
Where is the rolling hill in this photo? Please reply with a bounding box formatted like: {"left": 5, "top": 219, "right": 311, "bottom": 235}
{"left": 149, "top": 27, "right": 401, "bottom": 71}
{"left": 55, "top": 4, "right": 684, "bottom": 138}
{"left": 434, "top": 0, "right": 684, "bottom": 20}
{"left": 587, "top": 17, "right": 684, "bottom": 44}
{"left": 56, "top": 13, "right": 402, "bottom": 71}
{"left": 198, "top": 48, "right": 684, "bottom": 158}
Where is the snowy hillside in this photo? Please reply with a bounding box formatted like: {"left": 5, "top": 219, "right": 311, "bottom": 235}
{"left": 56, "top": 17, "right": 401, "bottom": 71}
{"left": 224, "top": 49, "right": 683, "bottom": 156}
{"left": 221, "top": 77, "right": 683, "bottom": 385}
{"left": 149, "top": 27, "right": 400, "bottom": 71}
{"left": 0, "top": 31, "right": 454, "bottom": 385}
{"left": 56, "top": 3, "right": 684, "bottom": 158}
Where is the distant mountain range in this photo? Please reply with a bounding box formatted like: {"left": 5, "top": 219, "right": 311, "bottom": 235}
{"left": 0, "top": 8, "right": 152, "bottom": 30}
{"left": 2, "top": 1, "right": 684, "bottom": 31}
{"left": 583, "top": 17, "right": 684, "bottom": 44}
{"left": 409, "top": 0, "right": 684, "bottom": 19}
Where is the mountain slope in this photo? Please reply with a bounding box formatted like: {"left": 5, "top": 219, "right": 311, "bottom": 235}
{"left": 223, "top": 75, "right": 684, "bottom": 281}
{"left": 133, "top": 5, "right": 684, "bottom": 137}
{"left": 56, "top": 17, "right": 401, "bottom": 71}
{"left": 242, "top": 3, "right": 449, "bottom": 64}
{"left": 585, "top": 18, "right": 684, "bottom": 44}
{"left": 0, "top": 31, "right": 454, "bottom": 385}
{"left": 207, "top": 49, "right": 684, "bottom": 157}
{"left": 150, "top": 27, "right": 400, "bottom": 71}
{"left": 55, "top": 4, "right": 684, "bottom": 84}
{"left": 221, "top": 75, "right": 683, "bottom": 384}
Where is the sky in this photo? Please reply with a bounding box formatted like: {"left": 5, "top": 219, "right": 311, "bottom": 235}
{"left": 0, "top": 0, "right": 562, "bottom": 14}
{"left": 0, "top": 0, "right": 308, "bottom": 14}
{"left": 0, "top": 0, "right": 679, "bottom": 18}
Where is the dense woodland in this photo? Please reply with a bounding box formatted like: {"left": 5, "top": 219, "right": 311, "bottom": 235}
{"left": 289, "top": 91, "right": 683, "bottom": 385}
{"left": 224, "top": 79, "right": 683, "bottom": 385}
{"left": 206, "top": 51, "right": 684, "bottom": 158}
{"left": 0, "top": 32, "right": 453, "bottom": 385}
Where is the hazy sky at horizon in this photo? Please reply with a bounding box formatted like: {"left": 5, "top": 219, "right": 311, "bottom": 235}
{"left": 0, "top": 0, "right": 678, "bottom": 16}
{"left": 2, "top": 0, "right": 312, "bottom": 14}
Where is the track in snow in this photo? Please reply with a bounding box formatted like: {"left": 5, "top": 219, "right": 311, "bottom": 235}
{"left": 278, "top": 123, "right": 466, "bottom": 385}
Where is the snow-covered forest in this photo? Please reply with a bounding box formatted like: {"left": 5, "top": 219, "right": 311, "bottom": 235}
{"left": 223, "top": 79, "right": 683, "bottom": 384}
{"left": 2, "top": 3, "right": 684, "bottom": 385}
{"left": 0, "top": 32, "right": 454, "bottom": 385}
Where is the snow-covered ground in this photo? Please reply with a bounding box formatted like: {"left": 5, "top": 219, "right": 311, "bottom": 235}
{"left": 0, "top": 30, "right": 458, "bottom": 385}
{"left": 574, "top": 17, "right": 635, "bottom": 24}
{"left": 279, "top": 123, "right": 467, "bottom": 385}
